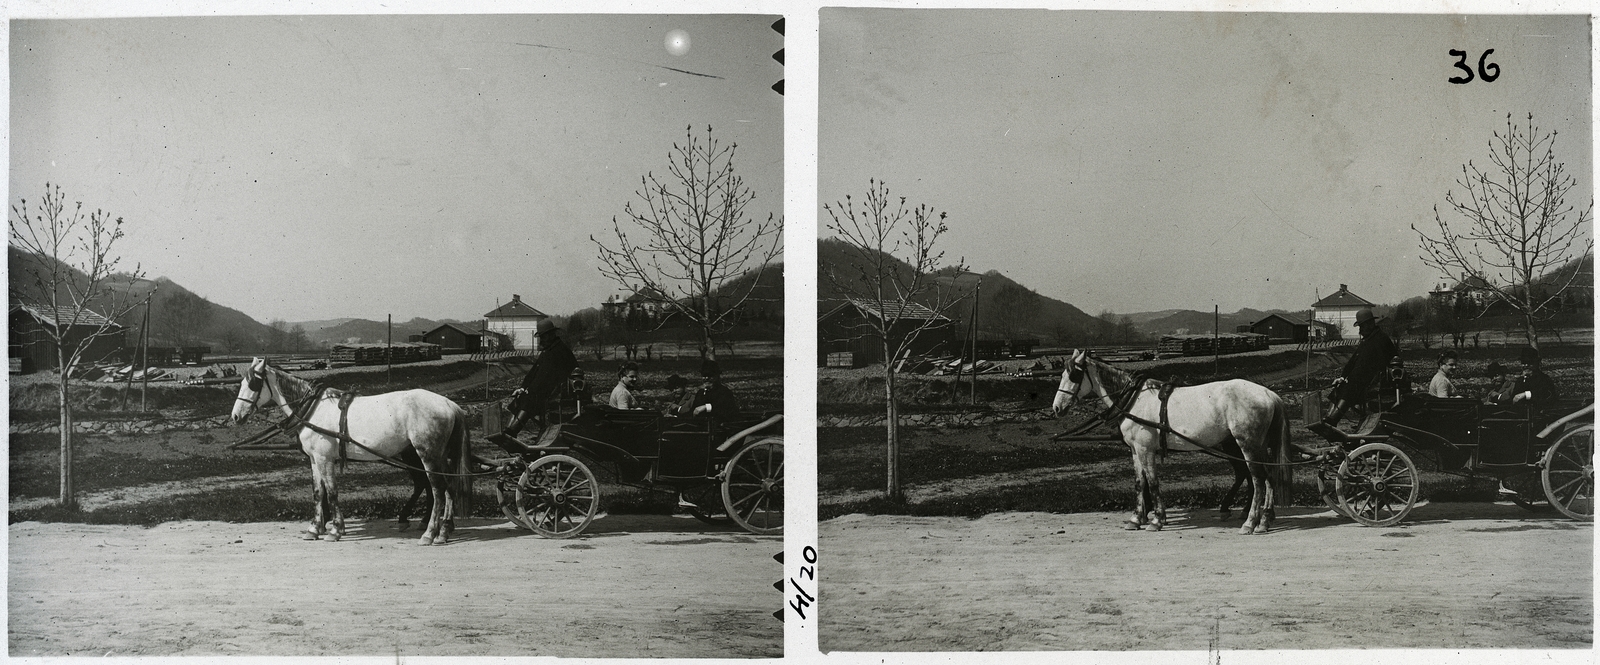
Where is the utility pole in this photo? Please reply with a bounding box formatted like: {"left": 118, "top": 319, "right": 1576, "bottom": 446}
{"left": 386, "top": 313, "right": 393, "bottom": 388}
{"left": 140, "top": 295, "right": 152, "bottom": 412}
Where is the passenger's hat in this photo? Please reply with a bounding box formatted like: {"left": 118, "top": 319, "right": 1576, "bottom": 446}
{"left": 1485, "top": 361, "right": 1505, "bottom": 376}
{"left": 1518, "top": 347, "right": 1542, "bottom": 365}
{"left": 700, "top": 359, "right": 722, "bottom": 378}
{"left": 535, "top": 318, "right": 559, "bottom": 336}
{"left": 1355, "top": 308, "right": 1381, "bottom": 326}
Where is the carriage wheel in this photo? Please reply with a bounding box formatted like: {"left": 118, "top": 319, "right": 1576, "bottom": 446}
{"left": 495, "top": 478, "right": 533, "bottom": 530}
{"left": 1542, "top": 425, "right": 1594, "bottom": 522}
{"left": 1335, "top": 442, "right": 1418, "bottom": 527}
{"left": 515, "top": 455, "right": 600, "bottom": 539}
{"left": 1315, "top": 467, "right": 1349, "bottom": 518}
{"left": 722, "top": 438, "right": 783, "bottom": 535}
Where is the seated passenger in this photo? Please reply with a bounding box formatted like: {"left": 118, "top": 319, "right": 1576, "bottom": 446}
{"left": 1509, "top": 347, "right": 1561, "bottom": 410}
{"left": 1483, "top": 361, "right": 1517, "bottom": 405}
{"left": 610, "top": 362, "right": 641, "bottom": 409}
{"left": 1428, "top": 350, "right": 1463, "bottom": 398}
{"left": 688, "top": 359, "right": 741, "bottom": 420}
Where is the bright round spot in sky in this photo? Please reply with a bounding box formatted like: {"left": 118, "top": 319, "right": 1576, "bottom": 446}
{"left": 664, "top": 30, "right": 691, "bottom": 56}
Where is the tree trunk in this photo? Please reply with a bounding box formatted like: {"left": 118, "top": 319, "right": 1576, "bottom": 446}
{"left": 885, "top": 353, "right": 901, "bottom": 501}
{"left": 1524, "top": 314, "right": 1540, "bottom": 351}
{"left": 57, "top": 370, "right": 76, "bottom": 511}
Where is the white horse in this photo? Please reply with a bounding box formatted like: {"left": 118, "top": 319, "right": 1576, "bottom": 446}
{"left": 1052, "top": 349, "right": 1292, "bottom": 534}
{"left": 231, "top": 357, "right": 468, "bottom": 545}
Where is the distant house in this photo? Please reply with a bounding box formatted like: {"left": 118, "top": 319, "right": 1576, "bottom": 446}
{"left": 484, "top": 294, "right": 550, "bottom": 353}
{"left": 8, "top": 302, "right": 127, "bottom": 374}
{"left": 818, "top": 298, "right": 956, "bottom": 367}
{"left": 601, "top": 289, "right": 672, "bottom": 330}
{"left": 1312, "top": 284, "right": 1375, "bottom": 340}
{"left": 422, "top": 323, "right": 482, "bottom": 354}
{"left": 1249, "top": 313, "right": 1310, "bottom": 344}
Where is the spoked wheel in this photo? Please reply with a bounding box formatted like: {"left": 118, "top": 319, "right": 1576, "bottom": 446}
{"left": 1542, "top": 425, "right": 1594, "bottom": 521}
{"left": 682, "top": 484, "right": 732, "bottom": 526}
{"left": 495, "top": 475, "right": 533, "bottom": 530}
{"left": 515, "top": 455, "right": 600, "bottom": 538}
{"left": 1315, "top": 466, "right": 1350, "bottom": 518}
{"left": 1335, "top": 442, "right": 1419, "bottom": 527}
{"left": 722, "top": 437, "right": 783, "bottom": 535}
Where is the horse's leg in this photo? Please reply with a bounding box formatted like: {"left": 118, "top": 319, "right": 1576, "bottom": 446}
{"left": 1144, "top": 450, "right": 1167, "bottom": 532}
{"left": 1240, "top": 464, "right": 1267, "bottom": 535}
{"left": 1218, "top": 438, "right": 1248, "bottom": 521}
{"left": 1124, "top": 448, "right": 1147, "bottom": 530}
{"left": 1261, "top": 465, "right": 1277, "bottom": 532}
{"left": 324, "top": 462, "right": 346, "bottom": 542}
{"left": 304, "top": 461, "right": 327, "bottom": 540}
{"left": 417, "top": 449, "right": 448, "bottom": 546}
{"left": 396, "top": 446, "right": 428, "bottom": 531}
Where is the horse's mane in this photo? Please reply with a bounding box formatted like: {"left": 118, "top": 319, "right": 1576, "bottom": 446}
{"left": 1087, "top": 356, "right": 1143, "bottom": 396}
{"left": 266, "top": 364, "right": 322, "bottom": 405}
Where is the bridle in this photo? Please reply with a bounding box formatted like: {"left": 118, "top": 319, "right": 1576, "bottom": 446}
{"left": 1056, "top": 355, "right": 1088, "bottom": 398}
{"left": 236, "top": 364, "right": 274, "bottom": 410}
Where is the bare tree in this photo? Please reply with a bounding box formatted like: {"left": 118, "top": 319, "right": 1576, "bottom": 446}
{"left": 986, "top": 281, "right": 1039, "bottom": 340}
{"left": 1415, "top": 112, "right": 1594, "bottom": 350}
{"left": 594, "top": 125, "right": 783, "bottom": 361}
{"left": 823, "top": 179, "right": 968, "bottom": 501}
{"left": 9, "top": 183, "right": 148, "bottom": 510}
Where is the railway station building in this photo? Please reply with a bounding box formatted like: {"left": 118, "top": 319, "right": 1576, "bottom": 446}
{"left": 484, "top": 295, "right": 551, "bottom": 354}
{"left": 1312, "top": 284, "right": 1375, "bottom": 340}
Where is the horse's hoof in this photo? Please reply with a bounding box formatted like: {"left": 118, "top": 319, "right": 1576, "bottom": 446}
{"left": 418, "top": 535, "right": 435, "bottom": 546}
{"left": 1121, "top": 521, "right": 1142, "bottom": 531}
{"left": 327, "top": 533, "right": 342, "bottom": 542}
{"left": 1147, "top": 523, "right": 1163, "bottom": 532}
{"left": 1238, "top": 525, "right": 1256, "bottom": 535}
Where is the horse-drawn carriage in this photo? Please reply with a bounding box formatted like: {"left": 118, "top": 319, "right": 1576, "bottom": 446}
{"left": 485, "top": 402, "right": 784, "bottom": 539}
{"left": 227, "top": 357, "right": 780, "bottom": 545}
{"left": 1310, "top": 393, "right": 1593, "bottom": 526}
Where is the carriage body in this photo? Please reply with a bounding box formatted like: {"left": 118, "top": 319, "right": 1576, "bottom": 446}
{"left": 495, "top": 397, "right": 784, "bottom": 538}
{"left": 1318, "top": 393, "right": 1593, "bottom": 525}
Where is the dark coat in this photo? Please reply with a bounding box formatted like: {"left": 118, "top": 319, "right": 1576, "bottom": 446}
{"left": 515, "top": 335, "right": 578, "bottom": 413}
{"left": 1513, "top": 369, "right": 1562, "bottom": 410}
{"left": 1337, "top": 328, "right": 1398, "bottom": 402}
{"left": 691, "top": 382, "right": 741, "bottom": 420}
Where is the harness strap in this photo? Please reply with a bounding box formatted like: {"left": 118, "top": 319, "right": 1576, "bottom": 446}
{"left": 1157, "top": 381, "right": 1176, "bottom": 454}
{"left": 337, "top": 391, "right": 357, "bottom": 468}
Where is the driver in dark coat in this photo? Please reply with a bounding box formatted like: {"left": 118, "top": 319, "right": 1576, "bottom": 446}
{"left": 1315, "top": 307, "right": 1398, "bottom": 433}
{"left": 487, "top": 318, "right": 577, "bottom": 452}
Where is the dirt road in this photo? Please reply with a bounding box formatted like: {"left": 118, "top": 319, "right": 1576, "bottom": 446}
{"left": 10, "top": 516, "right": 781, "bottom": 658}
{"left": 821, "top": 503, "right": 1591, "bottom": 651}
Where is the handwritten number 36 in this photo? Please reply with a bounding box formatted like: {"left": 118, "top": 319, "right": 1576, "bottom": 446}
{"left": 1449, "top": 49, "right": 1499, "bottom": 84}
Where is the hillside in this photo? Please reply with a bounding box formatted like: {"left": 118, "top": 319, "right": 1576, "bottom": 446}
{"left": 819, "top": 238, "right": 1111, "bottom": 343}
{"left": 9, "top": 246, "right": 277, "bottom": 351}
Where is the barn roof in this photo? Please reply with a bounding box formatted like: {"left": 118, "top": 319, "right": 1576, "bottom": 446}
{"left": 1254, "top": 312, "right": 1308, "bottom": 327}
{"left": 11, "top": 302, "right": 123, "bottom": 330}
{"left": 1312, "top": 284, "right": 1374, "bottom": 308}
{"left": 485, "top": 294, "right": 548, "bottom": 319}
{"left": 426, "top": 322, "right": 481, "bottom": 337}
{"left": 824, "top": 297, "right": 952, "bottom": 323}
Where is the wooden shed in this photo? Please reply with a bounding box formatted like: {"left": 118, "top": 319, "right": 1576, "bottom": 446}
{"left": 1249, "top": 313, "right": 1310, "bottom": 344}
{"left": 422, "top": 323, "right": 482, "bottom": 354}
{"left": 818, "top": 298, "right": 956, "bottom": 367}
{"left": 8, "top": 302, "right": 126, "bottom": 374}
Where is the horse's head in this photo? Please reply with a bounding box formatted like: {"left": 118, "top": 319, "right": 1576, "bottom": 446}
{"left": 231, "top": 357, "right": 273, "bottom": 423}
{"left": 1051, "top": 349, "right": 1092, "bottom": 415}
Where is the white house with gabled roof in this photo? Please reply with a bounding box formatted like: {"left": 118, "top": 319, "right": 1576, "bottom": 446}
{"left": 484, "top": 294, "right": 550, "bottom": 353}
{"left": 1312, "top": 284, "right": 1375, "bottom": 340}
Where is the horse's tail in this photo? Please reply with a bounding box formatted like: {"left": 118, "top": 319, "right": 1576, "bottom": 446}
{"left": 451, "top": 406, "right": 471, "bottom": 496}
{"left": 1272, "top": 396, "right": 1294, "bottom": 504}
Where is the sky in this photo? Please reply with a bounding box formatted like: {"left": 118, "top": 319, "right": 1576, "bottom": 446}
{"left": 10, "top": 13, "right": 784, "bottom": 323}
{"left": 819, "top": 10, "right": 1592, "bottom": 316}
